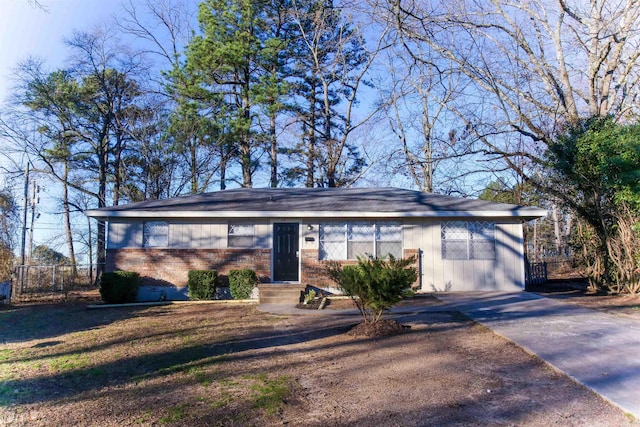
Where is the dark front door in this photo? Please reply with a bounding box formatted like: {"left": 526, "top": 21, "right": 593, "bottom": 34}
{"left": 273, "top": 223, "right": 299, "bottom": 282}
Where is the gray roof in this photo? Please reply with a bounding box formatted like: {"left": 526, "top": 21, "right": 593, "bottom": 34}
{"left": 85, "top": 187, "right": 546, "bottom": 219}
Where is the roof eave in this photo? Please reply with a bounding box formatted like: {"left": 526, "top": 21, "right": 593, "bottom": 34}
{"left": 85, "top": 209, "right": 548, "bottom": 220}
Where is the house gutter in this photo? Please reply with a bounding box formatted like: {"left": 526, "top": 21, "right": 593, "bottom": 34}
{"left": 85, "top": 209, "right": 548, "bottom": 221}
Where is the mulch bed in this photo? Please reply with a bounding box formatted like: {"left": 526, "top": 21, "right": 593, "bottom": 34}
{"left": 348, "top": 319, "right": 411, "bottom": 337}
{"left": 295, "top": 297, "right": 358, "bottom": 310}
{"left": 295, "top": 297, "right": 326, "bottom": 309}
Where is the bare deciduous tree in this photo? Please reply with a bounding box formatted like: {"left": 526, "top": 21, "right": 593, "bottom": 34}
{"left": 383, "top": 0, "right": 640, "bottom": 181}
{"left": 376, "top": 41, "right": 487, "bottom": 194}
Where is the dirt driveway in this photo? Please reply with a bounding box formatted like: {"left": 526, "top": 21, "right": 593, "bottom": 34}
{"left": 0, "top": 293, "right": 638, "bottom": 426}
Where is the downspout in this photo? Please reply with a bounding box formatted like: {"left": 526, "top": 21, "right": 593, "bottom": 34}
{"left": 418, "top": 248, "right": 423, "bottom": 291}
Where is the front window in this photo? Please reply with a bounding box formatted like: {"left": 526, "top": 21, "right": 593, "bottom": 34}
{"left": 319, "top": 221, "right": 402, "bottom": 260}
{"left": 319, "top": 222, "right": 347, "bottom": 260}
{"left": 441, "top": 221, "right": 495, "bottom": 260}
{"left": 143, "top": 221, "right": 169, "bottom": 247}
{"left": 348, "top": 222, "right": 375, "bottom": 259}
{"left": 228, "top": 224, "right": 255, "bottom": 248}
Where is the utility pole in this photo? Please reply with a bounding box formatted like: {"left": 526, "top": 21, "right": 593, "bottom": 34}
{"left": 28, "top": 179, "right": 39, "bottom": 262}
{"left": 20, "top": 162, "right": 29, "bottom": 266}
{"left": 19, "top": 162, "right": 29, "bottom": 292}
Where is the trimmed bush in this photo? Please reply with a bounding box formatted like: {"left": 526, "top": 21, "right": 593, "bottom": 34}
{"left": 326, "top": 255, "right": 417, "bottom": 324}
{"left": 229, "top": 269, "right": 258, "bottom": 300}
{"left": 99, "top": 271, "right": 140, "bottom": 304}
{"left": 188, "top": 270, "right": 218, "bottom": 300}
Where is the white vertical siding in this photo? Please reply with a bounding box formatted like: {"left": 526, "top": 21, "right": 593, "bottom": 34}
{"left": 496, "top": 223, "right": 525, "bottom": 289}
{"left": 211, "top": 223, "right": 226, "bottom": 248}
{"left": 106, "top": 216, "right": 527, "bottom": 291}
{"left": 415, "top": 219, "right": 524, "bottom": 292}
{"left": 169, "top": 223, "right": 185, "bottom": 247}
{"left": 255, "top": 223, "right": 272, "bottom": 248}
{"left": 424, "top": 220, "right": 445, "bottom": 291}
{"left": 180, "top": 222, "right": 226, "bottom": 249}
{"left": 109, "top": 220, "right": 228, "bottom": 249}
{"left": 196, "top": 223, "right": 211, "bottom": 248}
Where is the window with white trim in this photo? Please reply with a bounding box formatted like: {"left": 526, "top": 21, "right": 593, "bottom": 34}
{"left": 143, "top": 221, "right": 169, "bottom": 248}
{"left": 319, "top": 222, "right": 402, "bottom": 260}
{"left": 319, "top": 222, "right": 346, "bottom": 260}
{"left": 348, "top": 222, "right": 374, "bottom": 259}
{"left": 228, "top": 224, "right": 255, "bottom": 248}
{"left": 441, "top": 221, "right": 496, "bottom": 260}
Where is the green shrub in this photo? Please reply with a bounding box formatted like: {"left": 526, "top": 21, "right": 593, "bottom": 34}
{"left": 188, "top": 270, "right": 218, "bottom": 300}
{"left": 99, "top": 271, "right": 140, "bottom": 304}
{"left": 228, "top": 269, "right": 257, "bottom": 299}
{"left": 326, "top": 256, "right": 417, "bottom": 324}
{"left": 303, "top": 289, "right": 317, "bottom": 304}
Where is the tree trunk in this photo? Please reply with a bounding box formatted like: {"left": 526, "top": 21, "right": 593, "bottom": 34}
{"left": 219, "top": 144, "right": 228, "bottom": 190}
{"left": 323, "top": 80, "right": 336, "bottom": 188}
{"left": 552, "top": 203, "right": 562, "bottom": 256}
{"left": 87, "top": 213, "right": 94, "bottom": 283}
{"left": 270, "top": 110, "right": 278, "bottom": 188}
{"left": 241, "top": 69, "right": 253, "bottom": 188}
{"left": 62, "top": 161, "right": 77, "bottom": 276}
{"left": 190, "top": 138, "right": 198, "bottom": 194}
{"left": 305, "top": 95, "right": 317, "bottom": 188}
{"left": 112, "top": 134, "right": 123, "bottom": 206}
{"left": 95, "top": 128, "right": 109, "bottom": 282}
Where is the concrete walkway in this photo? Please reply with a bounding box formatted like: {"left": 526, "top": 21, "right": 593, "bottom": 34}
{"left": 260, "top": 292, "right": 640, "bottom": 419}
{"left": 435, "top": 292, "right": 640, "bottom": 420}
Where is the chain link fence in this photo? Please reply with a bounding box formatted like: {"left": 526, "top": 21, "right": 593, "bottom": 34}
{"left": 0, "top": 253, "right": 13, "bottom": 303}
{"left": 12, "top": 264, "right": 102, "bottom": 302}
{"left": 0, "top": 247, "right": 13, "bottom": 283}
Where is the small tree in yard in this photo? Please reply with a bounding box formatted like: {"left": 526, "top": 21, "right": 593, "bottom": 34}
{"left": 326, "top": 256, "right": 417, "bottom": 324}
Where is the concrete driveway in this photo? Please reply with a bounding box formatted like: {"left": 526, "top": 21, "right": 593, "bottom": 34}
{"left": 435, "top": 292, "right": 640, "bottom": 420}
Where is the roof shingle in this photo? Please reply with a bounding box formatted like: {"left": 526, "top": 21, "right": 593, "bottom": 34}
{"left": 86, "top": 188, "right": 546, "bottom": 220}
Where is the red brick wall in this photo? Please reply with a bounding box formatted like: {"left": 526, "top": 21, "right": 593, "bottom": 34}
{"left": 300, "top": 249, "right": 357, "bottom": 285}
{"left": 106, "top": 248, "right": 271, "bottom": 287}
{"left": 300, "top": 248, "right": 421, "bottom": 287}
{"left": 403, "top": 249, "right": 421, "bottom": 287}
{"left": 107, "top": 247, "right": 421, "bottom": 288}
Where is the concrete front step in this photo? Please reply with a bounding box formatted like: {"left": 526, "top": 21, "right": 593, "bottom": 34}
{"left": 258, "top": 284, "right": 306, "bottom": 304}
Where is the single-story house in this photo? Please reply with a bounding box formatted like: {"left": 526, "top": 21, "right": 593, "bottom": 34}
{"left": 86, "top": 187, "right": 546, "bottom": 300}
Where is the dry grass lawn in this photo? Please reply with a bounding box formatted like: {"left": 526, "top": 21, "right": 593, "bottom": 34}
{"left": 0, "top": 294, "right": 638, "bottom": 426}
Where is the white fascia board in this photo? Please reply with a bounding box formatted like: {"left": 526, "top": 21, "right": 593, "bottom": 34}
{"left": 86, "top": 209, "right": 548, "bottom": 220}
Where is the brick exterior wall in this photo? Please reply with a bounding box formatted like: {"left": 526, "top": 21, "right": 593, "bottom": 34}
{"left": 107, "top": 247, "right": 421, "bottom": 288}
{"left": 106, "top": 248, "right": 271, "bottom": 287}
{"left": 403, "top": 249, "right": 422, "bottom": 288}
{"left": 300, "top": 249, "right": 357, "bottom": 285}
{"left": 300, "top": 248, "right": 422, "bottom": 288}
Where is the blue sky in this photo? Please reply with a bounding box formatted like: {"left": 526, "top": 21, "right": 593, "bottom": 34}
{"left": 0, "top": 0, "right": 125, "bottom": 104}
{"left": 0, "top": 0, "right": 127, "bottom": 259}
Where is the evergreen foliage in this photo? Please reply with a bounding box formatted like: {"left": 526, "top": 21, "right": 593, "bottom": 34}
{"left": 181, "top": 0, "right": 291, "bottom": 188}
{"left": 99, "top": 271, "right": 140, "bottom": 304}
{"left": 283, "top": 0, "right": 369, "bottom": 187}
{"left": 547, "top": 116, "right": 640, "bottom": 292}
{"left": 31, "top": 245, "right": 70, "bottom": 265}
{"left": 326, "top": 256, "right": 417, "bottom": 324}
{"left": 187, "top": 270, "right": 218, "bottom": 300}
{"left": 228, "top": 268, "right": 258, "bottom": 299}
